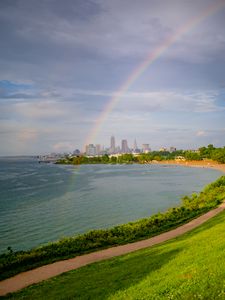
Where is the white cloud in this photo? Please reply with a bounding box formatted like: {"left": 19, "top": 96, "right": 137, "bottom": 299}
{"left": 196, "top": 130, "right": 207, "bottom": 137}
{"left": 111, "top": 90, "right": 223, "bottom": 113}
{"left": 63, "top": 88, "right": 222, "bottom": 113}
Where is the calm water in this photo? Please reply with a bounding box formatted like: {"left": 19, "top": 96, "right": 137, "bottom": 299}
{"left": 0, "top": 157, "right": 222, "bottom": 253}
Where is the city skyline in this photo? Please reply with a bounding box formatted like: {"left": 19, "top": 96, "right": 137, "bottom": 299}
{"left": 84, "top": 136, "right": 178, "bottom": 156}
{"left": 0, "top": 1, "right": 225, "bottom": 155}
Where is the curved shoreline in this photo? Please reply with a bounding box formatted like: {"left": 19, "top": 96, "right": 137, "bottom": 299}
{"left": 153, "top": 160, "right": 225, "bottom": 173}
{"left": 0, "top": 162, "right": 224, "bottom": 296}
{"left": 0, "top": 201, "right": 225, "bottom": 296}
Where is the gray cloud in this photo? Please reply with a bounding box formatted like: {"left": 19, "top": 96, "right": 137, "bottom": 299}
{"left": 0, "top": 0, "right": 225, "bottom": 154}
{"left": 1, "top": 0, "right": 224, "bottom": 65}
{"left": 1, "top": 0, "right": 225, "bottom": 92}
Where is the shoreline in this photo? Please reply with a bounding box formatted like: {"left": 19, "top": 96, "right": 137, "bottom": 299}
{"left": 0, "top": 165, "right": 224, "bottom": 295}
{"left": 151, "top": 160, "right": 225, "bottom": 174}
{"left": 1, "top": 201, "right": 225, "bottom": 296}
{"left": 57, "top": 159, "right": 225, "bottom": 174}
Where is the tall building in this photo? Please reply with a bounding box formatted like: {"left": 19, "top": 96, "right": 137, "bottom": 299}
{"left": 110, "top": 136, "right": 116, "bottom": 153}
{"left": 86, "top": 144, "right": 96, "bottom": 156}
{"left": 132, "top": 139, "right": 140, "bottom": 153}
{"left": 96, "top": 144, "right": 101, "bottom": 155}
{"left": 121, "top": 139, "right": 129, "bottom": 153}
{"left": 133, "top": 139, "right": 138, "bottom": 151}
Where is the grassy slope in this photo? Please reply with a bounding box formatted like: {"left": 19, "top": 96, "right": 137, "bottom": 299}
{"left": 3, "top": 210, "right": 225, "bottom": 300}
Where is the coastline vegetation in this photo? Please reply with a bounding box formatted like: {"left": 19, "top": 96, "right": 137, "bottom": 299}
{"left": 56, "top": 144, "right": 225, "bottom": 165}
{"left": 1, "top": 176, "right": 225, "bottom": 281}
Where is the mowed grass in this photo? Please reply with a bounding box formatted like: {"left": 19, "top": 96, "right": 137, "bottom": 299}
{"left": 3, "top": 210, "right": 225, "bottom": 300}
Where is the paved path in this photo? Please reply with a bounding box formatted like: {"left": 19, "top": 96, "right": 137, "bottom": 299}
{"left": 1, "top": 202, "right": 225, "bottom": 296}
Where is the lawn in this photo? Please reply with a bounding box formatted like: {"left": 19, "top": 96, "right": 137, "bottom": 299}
{"left": 3, "top": 209, "right": 225, "bottom": 299}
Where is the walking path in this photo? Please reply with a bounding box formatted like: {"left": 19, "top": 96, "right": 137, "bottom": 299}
{"left": 1, "top": 202, "right": 225, "bottom": 296}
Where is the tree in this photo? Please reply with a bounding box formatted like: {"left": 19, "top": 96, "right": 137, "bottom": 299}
{"left": 110, "top": 156, "right": 117, "bottom": 164}
{"left": 211, "top": 148, "right": 225, "bottom": 163}
{"left": 184, "top": 151, "right": 201, "bottom": 161}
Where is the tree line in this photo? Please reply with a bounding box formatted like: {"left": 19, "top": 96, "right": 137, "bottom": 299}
{"left": 57, "top": 145, "right": 225, "bottom": 165}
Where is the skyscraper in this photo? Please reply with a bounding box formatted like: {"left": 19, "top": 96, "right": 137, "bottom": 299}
{"left": 121, "top": 139, "right": 129, "bottom": 153}
{"left": 132, "top": 139, "right": 140, "bottom": 153}
{"left": 85, "top": 144, "right": 96, "bottom": 156}
{"left": 110, "top": 136, "right": 116, "bottom": 153}
{"left": 96, "top": 144, "right": 101, "bottom": 155}
{"left": 133, "top": 139, "right": 138, "bottom": 151}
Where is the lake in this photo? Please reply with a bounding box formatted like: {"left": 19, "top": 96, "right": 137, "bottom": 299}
{"left": 0, "top": 157, "right": 222, "bottom": 253}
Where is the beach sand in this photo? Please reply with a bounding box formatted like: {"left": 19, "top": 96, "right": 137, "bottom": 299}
{"left": 153, "top": 160, "right": 225, "bottom": 173}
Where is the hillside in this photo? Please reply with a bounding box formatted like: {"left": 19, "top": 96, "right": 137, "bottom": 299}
{"left": 3, "top": 208, "right": 225, "bottom": 299}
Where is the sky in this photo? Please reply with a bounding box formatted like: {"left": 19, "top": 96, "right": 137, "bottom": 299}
{"left": 0, "top": 0, "right": 225, "bottom": 155}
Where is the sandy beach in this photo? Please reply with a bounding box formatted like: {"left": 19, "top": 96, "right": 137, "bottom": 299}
{"left": 153, "top": 160, "right": 225, "bottom": 174}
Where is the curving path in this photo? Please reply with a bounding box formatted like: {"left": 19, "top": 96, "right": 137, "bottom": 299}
{"left": 1, "top": 202, "right": 225, "bottom": 296}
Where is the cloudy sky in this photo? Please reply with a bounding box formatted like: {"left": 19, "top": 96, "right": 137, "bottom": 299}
{"left": 0, "top": 0, "right": 225, "bottom": 155}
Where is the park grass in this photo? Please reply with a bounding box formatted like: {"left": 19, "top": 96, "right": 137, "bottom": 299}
{"left": 2, "top": 208, "right": 225, "bottom": 299}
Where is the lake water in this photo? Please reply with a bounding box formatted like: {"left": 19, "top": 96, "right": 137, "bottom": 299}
{"left": 0, "top": 157, "right": 222, "bottom": 253}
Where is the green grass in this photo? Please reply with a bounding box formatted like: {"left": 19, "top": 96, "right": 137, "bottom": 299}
{"left": 2, "top": 208, "right": 225, "bottom": 299}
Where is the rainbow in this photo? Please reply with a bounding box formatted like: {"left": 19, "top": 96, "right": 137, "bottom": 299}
{"left": 83, "top": 0, "right": 225, "bottom": 149}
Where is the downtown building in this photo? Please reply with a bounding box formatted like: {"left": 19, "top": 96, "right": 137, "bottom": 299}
{"left": 85, "top": 144, "right": 96, "bottom": 156}
{"left": 121, "top": 139, "right": 129, "bottom": 153}
{"left": 110, "top": 136, "right": 116, "bottom": 154}
{"left": 85, "top": 144, "right": 102, "bottom": 156}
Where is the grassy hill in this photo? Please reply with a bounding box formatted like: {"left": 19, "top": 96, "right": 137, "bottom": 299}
{"left": 3, "top": 208, "right": 225, "bottom": 299}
